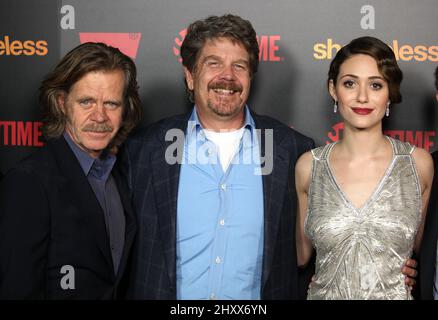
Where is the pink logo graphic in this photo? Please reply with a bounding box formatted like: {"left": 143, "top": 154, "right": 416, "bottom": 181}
{"left": 173, "top": 29, "right": 187, "bottom": 62}
{"left": 327, "top": 122, "right": 344, "bottom": 144}
{"left": 79, "top": 33, "right": 141, "bottom": 59}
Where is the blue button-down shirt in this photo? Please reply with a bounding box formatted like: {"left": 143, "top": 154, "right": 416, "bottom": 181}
{"left": 176, "top": 106, "right": 264, "bottom": 300}
{"left": 63, "top": 132, "right": 125, "bottom": 275}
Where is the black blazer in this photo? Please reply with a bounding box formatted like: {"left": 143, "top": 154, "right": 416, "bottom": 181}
{"left": 0, "top": 137, "right": 136, "bottom": 299}
{"left": 418, "top": 151, "right": 438, "bottom": 300}
{"left": 119, "top": 110, "right": 314, "bottom": 299}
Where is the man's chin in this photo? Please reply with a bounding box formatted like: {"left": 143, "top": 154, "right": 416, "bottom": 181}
{"left": 209, "top": 104, "right": 243, "bottom": 117}
{"left": 80, "top": 141, "right": 111, "bottom": 157}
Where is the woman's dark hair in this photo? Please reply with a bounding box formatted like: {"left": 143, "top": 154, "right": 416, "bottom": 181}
{"left": 328, "top": 36, "right": 403, "bottom": 104}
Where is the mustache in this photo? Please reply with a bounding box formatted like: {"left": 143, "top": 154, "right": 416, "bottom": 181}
{"left": 82, "top": 123, "right": 114, "bottom": 133}
{"left": 208, "top": 81, "right": 242, "bottom": 92}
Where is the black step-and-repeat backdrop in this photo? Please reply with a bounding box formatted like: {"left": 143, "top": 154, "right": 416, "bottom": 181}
{"left": 1, "top": 0, "right": 437, "bottom": 174}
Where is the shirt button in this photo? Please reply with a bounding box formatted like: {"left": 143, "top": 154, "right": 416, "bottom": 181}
{"left": 111, "top": 245, "right": 115, "bottom": 250}
{"left": 219, "top": 219, "right": 225, "bottom": 226}
{"left": 220, "top": 183, "right": 226, "bottom": 190}
{"left": 215, "top": 256, "right": 221, "bottom": 264}
{"left": 209, "top": 293, "right": 216, "bottom": 300}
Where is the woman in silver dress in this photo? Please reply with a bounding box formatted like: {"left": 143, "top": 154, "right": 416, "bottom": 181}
{"left": 295, "top": 36, "right": 434, "bottom": 300}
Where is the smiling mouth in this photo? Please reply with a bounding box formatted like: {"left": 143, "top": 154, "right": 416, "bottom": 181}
{"left": 212, "top": 88, "right": 238, "bottom": 95}
{"left": 352, "top": 107, "right": 373, "bottom": 115}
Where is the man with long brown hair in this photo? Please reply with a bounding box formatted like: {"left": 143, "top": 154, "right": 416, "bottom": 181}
{"left": 0, "top": 42, "right": 142, "bottom": 299}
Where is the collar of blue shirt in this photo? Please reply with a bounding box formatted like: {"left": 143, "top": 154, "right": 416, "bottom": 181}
{"left": 187, "top": 105, "right": 257, "bottom": 147}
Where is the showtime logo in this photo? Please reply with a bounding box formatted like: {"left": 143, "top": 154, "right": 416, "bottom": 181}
{"left": 327, "top": 122, "right": 435, "bottom": 151}
{"left": 173, "top": 28, "right": 282, "bottom": 63}
{"left": 79, "top": 33, "right": 142, "bottom": 59}
{"left": 0, "top": 120, "right": 44, "bottom": 147}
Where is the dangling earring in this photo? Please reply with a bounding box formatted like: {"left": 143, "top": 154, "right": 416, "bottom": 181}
{"left": 385, "top": 101, "right": 390, "bottom": 117}
{"left": 333, "top": 101, "right": 338, "bottom": 113}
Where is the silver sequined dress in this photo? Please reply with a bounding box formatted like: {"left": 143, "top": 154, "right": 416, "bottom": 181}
{"left": 305, "top": 137, "right": 421, "bottom": 300}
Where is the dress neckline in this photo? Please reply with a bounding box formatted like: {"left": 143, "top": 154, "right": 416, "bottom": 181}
{"left": 325, "top": 136, "right": 397, "bottom": 214}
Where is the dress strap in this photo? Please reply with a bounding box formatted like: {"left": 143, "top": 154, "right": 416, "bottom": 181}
{"left": 311, "top": 143, "right": 336, "bottom": 161}
{"left": 387, "top": 136, "right": 415, "bottom": 155}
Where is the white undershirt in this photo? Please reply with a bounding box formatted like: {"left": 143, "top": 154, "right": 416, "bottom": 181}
{"left": 204, "top": 127, "right": 245, "bottom": 172}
